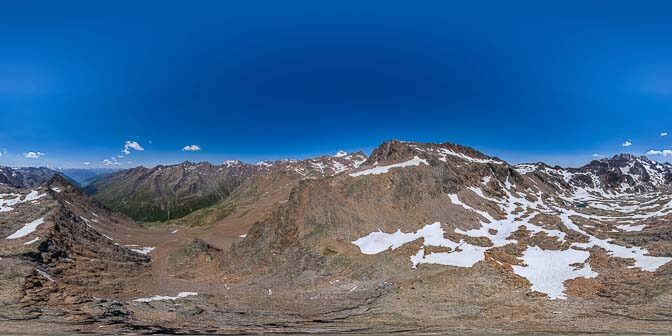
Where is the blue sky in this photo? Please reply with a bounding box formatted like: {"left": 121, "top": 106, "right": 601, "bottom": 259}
{"left": 2, "top": 1, "right": 672, "bottom": 168}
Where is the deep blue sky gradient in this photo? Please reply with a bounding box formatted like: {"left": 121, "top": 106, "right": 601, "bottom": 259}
{"left": 2, "top": 1, "right": 672, "bottom": 168}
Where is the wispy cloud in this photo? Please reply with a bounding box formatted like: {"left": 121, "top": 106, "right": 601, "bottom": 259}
{"left": 122, "top": 141, "right": 144, "bottom": 155}
{"left": 592, "top": 153, "right": 605, "bottom": 158}
{"left": 622, "top": 140, "right": 632, "bottom": 147}
{"left": 0, "top": 148, "right": 6, "bottom": 156}
{"left": 182, "top": 145, "right": 202, "bottom": 151}
{"left": 24, "top": 151, "right": 45, "bottom": 159}
{"left": 103, "top": 156, "right": 122, "bottom": 165}
{"left": 646, "top": 149, "right": 672, "bottom": 157}
{"left": 661, "top": 132, "right": 668, "bottom": 137}
{"left": 83, "top": 162, "right": 91, "bottom": 165}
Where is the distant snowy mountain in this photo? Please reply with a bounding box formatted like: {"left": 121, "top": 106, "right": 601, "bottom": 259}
{"left": 0, "top": 166, "right": 62, "bottom": 188}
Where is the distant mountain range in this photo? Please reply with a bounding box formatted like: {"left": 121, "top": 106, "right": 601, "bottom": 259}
{"left": 82, "top": 152, "right": 367, "bottom": 222}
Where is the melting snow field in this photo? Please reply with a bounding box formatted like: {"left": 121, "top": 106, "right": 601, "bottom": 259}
{"left": 351, "top": 222, "right": 486, "bottom": 268}
{"left": 6, "top": 217, "right": 45, "bottom": 239}
{"left": 349, "top": 156, "right": 428, "bottom": 177}
{"left": 133, "top": 292, "right": 198, "bottom": 302}
{"left": 511, "top": 246, "right": 597, "bottom": 300}
{"left": 352, "top": 175, "right": 672, "bottom": 300}
{"left": 0, "top": 190, "right": 46, "bottom": 213}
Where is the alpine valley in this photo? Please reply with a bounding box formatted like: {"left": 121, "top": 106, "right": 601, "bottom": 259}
{"left": 1, "top": 140, "right": 672, "bottom": 335}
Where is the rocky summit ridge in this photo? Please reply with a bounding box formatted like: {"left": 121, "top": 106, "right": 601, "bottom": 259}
{"left": 1, "top": 140, "right": 672, "bottom": 334}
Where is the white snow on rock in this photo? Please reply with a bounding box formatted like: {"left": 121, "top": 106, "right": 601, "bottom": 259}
{"left": 130, "top": 247, "right": 155, "bottom": 254}
{"left": 24, "top": 190, "right": 47, "bottom": 202}
{"left": 514, "top": 164, "right": 540, "bottom": 175}
{"left": 349, "top": 156, "right": 428, "bottom": 177}
{"left": 23, "top": 237, "right": 41, "bottom": 245}
{"left": 133, "top": 292, "right": 198, "bottom": 302}
{"left": 36, "top": 268, "right": 55, "bottom": 282}
{"left": 407, "top": 144, "right": 504, "bottom": 165}
{"left": 616, "top": 224, "right": 646, "bottom": 232}
{"left": 435, "top": 148, "right": 504, "bottom": 164}
{"left": 352, "top": 177, "right": 672, "bottom": 300}
{"left": 352, "top": 222, "right": 487, "bottom": 268}
{"left": 512, "top": 246, "right": 597, "bottom": 300}
{"left": 0, "top": 193, "right": 21, "bottom": 212}
{"left": 239, "top": 234, "right": 247, "bottom": 238}
{"left": 6, "top": 217, "right": 45, "bottom": 239}
{"left": 51, "top": 187, "right": 61, "bottom": 193}
{"left": 334, "top": 150, "right": 348, "bottom": 158}
{"left": 558, "top": 211, "right": 671, "bottom": 272}
{"left": 0, "top": 190, "right": 46, "bottom": 213}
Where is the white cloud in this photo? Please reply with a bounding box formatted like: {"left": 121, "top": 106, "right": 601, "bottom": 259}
{"left": 24, "top": 151, "right": 45, "bottom": 159}
{"left": 622, "top": 140, "right": 632, "bottom": 147}
{"left": 103, "top": 156, "right": 124, "bottom": 166}
{"left": 83, "top": 162, "right": 91, "bottom": 166}
{"left": 646, "top": 149, "right": 672, "bottom": 157}
{"left": 592, "top": 153, "right": 604, "bottom": 158}
{"left": 661, "top": 132, "right": 668, "bottom": 137}
{"left": 122, "top": 141, "right": 144, "bottom": 155}
{"left": 103, "top": 159, "right": 120, "bottom": 166}
{"left": 182, "top": 145, "right": 202, "bottom": 151}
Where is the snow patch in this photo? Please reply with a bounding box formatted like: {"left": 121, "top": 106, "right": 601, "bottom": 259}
{"left": 130, "top": 247, "right": 155, "bottom": 254}
{"left": 23, "top": 237, "right": 41, "bottom": 245}
{"left": 133, "top": 292, "right": 198, "bottom": 302}
{"left": 616, "top": 224, "right": 646, "bottom": 232}
{"left": 349, "top": 156, "right": 428, "bottom": 177}
{"left": 6, "top": 217, "right": 45, "bottom": 239}
{"left": 512, "top": 246, "right": 597, "bottom": 300}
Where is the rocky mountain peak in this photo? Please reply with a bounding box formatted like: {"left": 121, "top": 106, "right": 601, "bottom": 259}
{"left": 365, "top": 140, "right": 505, "bottom": 167}
{"left": 0, "top": 166, "right": 62, "bottom": 188}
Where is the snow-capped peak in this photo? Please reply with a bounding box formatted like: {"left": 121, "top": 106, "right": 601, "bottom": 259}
{"left": 334, "top": 150, "right": 348, "bottom": 158}
{"left": 222, "top": 160, "right": 243, "bottom": 167}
